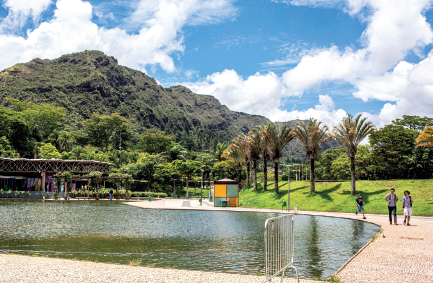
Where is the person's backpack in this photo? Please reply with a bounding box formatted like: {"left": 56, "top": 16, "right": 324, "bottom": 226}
{"left": 409, "top": 196, "right": 412, "bottom": 207}
{"left": 388, "top": 194, "right": 397, "bottom": 203}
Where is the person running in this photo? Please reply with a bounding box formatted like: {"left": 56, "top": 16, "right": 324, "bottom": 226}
{"left": 355, "top": 193, "right": 366, "bottom": 219}
{"left": 402, "top": 190, "right": 413, "bottom": 226}
{"left": 384, "top": 188, "right": 399, "bottom": 225}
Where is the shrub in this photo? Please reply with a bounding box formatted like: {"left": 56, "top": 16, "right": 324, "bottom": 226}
{"left": 130, "top": 192, "right": 167, "bottom": 198}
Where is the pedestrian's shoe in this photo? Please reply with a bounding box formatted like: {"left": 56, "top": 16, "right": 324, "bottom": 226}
{"left": 403, "top": 220, "right": 406, "bottom": 225}
{"left": 355, "top": 210, "right": 358, "bottom": 215}
{"left": 390, "top": 222, "right": 392, "bottom": 225}
{"left": 407, "top": 223, "right": 411, "bottom": 226}
{"left": 394, "top": 222, "right": 398, "bottom": 225}
{"left": 363, "top": 216, "right": 366, "bottom": 219}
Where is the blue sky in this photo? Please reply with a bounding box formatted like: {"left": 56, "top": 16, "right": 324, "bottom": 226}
{"left": 0, "top": 0, "right": 433, "bottom": 128}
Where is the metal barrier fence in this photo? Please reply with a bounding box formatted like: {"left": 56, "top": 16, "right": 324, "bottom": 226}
{"left": 264, "top": 214, "right": 299, "bottom": 283}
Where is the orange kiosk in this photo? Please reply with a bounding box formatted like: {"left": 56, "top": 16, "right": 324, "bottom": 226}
{"left": 213, "top": 178, "right": 239, "bottom": 207}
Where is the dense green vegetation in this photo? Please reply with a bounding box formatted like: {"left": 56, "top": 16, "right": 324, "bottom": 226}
{"left": 0, "top": 51, "right": 432, "bottom": 200}
{"left": 239, "top": 180, "right": 433, "bottom": 216}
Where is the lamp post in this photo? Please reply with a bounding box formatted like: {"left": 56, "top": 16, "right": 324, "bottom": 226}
{"left": 209, "top": 172, "right": 212, "bottom": 201}
{"left": 200, "top": 169, "right": 204, "bottom": 206}
{"left": 186, "top": 177, "right": 189, "bottom": 199}
{"left": 119, "top": 129, "right": 122, "bottom": 168}
{"left": 280, "top": 163, "right": 292, "bottom": 212}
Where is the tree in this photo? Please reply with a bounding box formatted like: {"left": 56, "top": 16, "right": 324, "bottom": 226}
{"left": 0, "top": 106, "right": 33, "bottom": 156}
{"left": 222, "top": 140, "right": 246, "bottom": 191}
{"left": 392, "top": 115, "right": 433, "bottom": 131}
{"left": 416, "top": 126, "right": 433, "bottom": 149}
{"left": 139, "top": 131, "right": 175, "bottom": 154}
{"left": 314, "top": 147, "right": 346, "bottom": 180}
{"left": 0, "top": 136, "right": 19, "bottom": 158}
{"left": 258, "top": 124, "right": 271, "bottom": 192}
{"left": 232, "top": 135, "right": 252, "bottom": 188}
{"left": 215, "top": 141, "right": 228, "bottom": 161}
{"left": 246, "top": 127, "right": 262, "bottom": 191}
{"left": 38, "top": 143, "right": 62, "bottom": 159}
{"left": 6, "top": 98, "right": 65, "bottom": 141}
{"left": 263, "top": 123, "right": 295, "bottom": 194}
{"left": 331, "top": 114, "right": 375, "bottom": 196}
{"left": 294, "top": 119, "right": 330, "bottom": 194}
{"left": 212, "top": 160, "right": 239, "bottom": 180}
{"left": 50, "top": 131, "right": 76, "bottom": 153}
{"left": 84, "top": 113, "right": 131, "bottom": 152}
{"left": 162, "top": 143, "right": 187, "bottom": 161}
{"left": 369, "top": 124, "right": 416, "bottom": 179}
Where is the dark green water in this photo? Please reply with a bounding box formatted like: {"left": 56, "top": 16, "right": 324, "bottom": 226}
{"left": 0, "top": 200, "right": 380, "bottom": 278}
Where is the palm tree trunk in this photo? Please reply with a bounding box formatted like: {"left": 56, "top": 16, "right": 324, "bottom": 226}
{"left": 247, "top": 161, "right": 250, "bottom": 188}
{"left": 263, "top": 158, "right": 267, "bottom": 192}
{"left": 238, "top": 163, "right": 242, "bottom": 191}
{"left": 274, "top": 162, "right": 279, "bottom": 194}
{"left": 351, "top": 156, "right": 356, "bottom": 196}
{"left": 310, "top": 159, "right": 315, "bottom": 193}
{"left": 253, "top": 160, "right": 257, "bottom": 191}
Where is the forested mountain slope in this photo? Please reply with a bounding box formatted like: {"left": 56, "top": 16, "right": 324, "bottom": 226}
{"left": 0, "top": 50, "right": 339, "bottom": 161}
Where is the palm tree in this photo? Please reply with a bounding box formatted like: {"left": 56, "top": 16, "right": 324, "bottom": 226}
{"left": 162, "top": 143, "right": 187, "bottom": 162}
{"left": 246, "top": 127, "right": 262, "bottom": 191}
{"left": 294, "top": 119, "right": 330, "bottom": 194}
{"left": 258, "top": 124, "right": 271, "bottom": 192}
{"left": 58, "top": 131, "right": 75, "bottom": 152}
{"left": 233, "top": 134, "right": 252, "bottom": 188}
{"left": 415, "top": 126, "right": 433, "bottom": 149}
{"left": 263, "top": 123, "right": 296, "bottom": 194}
{"left": 331, "top": 114, "right": 375, "bottom": 196}
{"left": 215, "top": 141, "right": 228, "bottom": 161}
{"left": 222, "top": 142, "right": 245, "bottom": 190}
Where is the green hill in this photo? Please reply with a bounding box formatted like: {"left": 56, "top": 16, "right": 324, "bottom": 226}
{"left": 0, "top": 50, "right": 339, "bottom": 160}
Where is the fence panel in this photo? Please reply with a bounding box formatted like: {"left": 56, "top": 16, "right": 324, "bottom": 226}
{"left": 264, "top": 214, "right": 299, "bottom": 283}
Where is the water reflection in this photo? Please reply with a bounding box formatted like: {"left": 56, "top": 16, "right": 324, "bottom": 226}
{"left": 0, "top": 200, "right": 380, "bottom": 279}
{"left": 307, "top": 215, "right": 322, "bottom": 277}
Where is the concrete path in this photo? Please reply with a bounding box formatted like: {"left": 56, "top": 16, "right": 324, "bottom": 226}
{"left": 126, "top": 198, "right": 433, "bottom": 283}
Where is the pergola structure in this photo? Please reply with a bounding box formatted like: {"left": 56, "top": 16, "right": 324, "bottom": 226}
{"left": 0, "top": 157, "right": 114, "bottom": 173}
{"left": 0, "top": 157, "right": 115, "bottom": 193}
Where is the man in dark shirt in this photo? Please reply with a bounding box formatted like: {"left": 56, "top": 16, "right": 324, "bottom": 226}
{"left": 355, "top": 193, "right": 366, "bottom": 219}
{"left": 109, "top": 189, "right": 113, "bottom": 201}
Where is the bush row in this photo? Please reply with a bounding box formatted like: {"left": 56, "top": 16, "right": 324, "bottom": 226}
{"left": 130, "top": 192, "right": 167, "bottom": 198}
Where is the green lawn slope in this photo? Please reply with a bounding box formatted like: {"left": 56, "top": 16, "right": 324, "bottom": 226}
{"left": 239, "top": 180, "right": 433, "bottom": 216}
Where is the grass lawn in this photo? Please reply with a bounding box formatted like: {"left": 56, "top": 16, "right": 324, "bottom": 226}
{"left": 239, "top": 179, "right": 433, "bottom": 216}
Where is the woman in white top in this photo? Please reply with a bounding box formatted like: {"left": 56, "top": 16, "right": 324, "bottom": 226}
{"left": 402, "top": 190, "right": 413, "bottom": 226}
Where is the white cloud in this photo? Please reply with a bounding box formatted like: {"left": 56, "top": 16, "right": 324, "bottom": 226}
{"left": 358, "top": 51, "right": 433, "bottom": 127}
{"left": 0, "top": 0, "right": 52, "bottom": 32}
{"left": 266, "top": 95, "right": 347, "bottom": 129}
{"left": 185, "top": 69, "right": 285, "bottom": 115}
{"left": 0, "top": 0, "right": 236, "bottom": 73}
{"left": 282, "top": 0, "right": 433, "bottom": 92}
{"left": 183, "top": 70, "right": 346, "bottom": 129}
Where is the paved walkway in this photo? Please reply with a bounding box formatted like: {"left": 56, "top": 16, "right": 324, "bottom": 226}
{"left": 126, "top": 198, "right": 433, "bottom": 283}
{"left": 0, "top": 253, "right": 311, "bottom": 283}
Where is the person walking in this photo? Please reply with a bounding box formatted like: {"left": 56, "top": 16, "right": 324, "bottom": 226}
{"left": 355, "top": 193, "right": 366, "bottom": 219}
{"left": 402, "top": 190, "right": 413, "bottom": 226}
{"left": 109, "top": 189, "right": 113, "bottom": 201}
{"left": 384, "top": 188, "right": 399, "bottom": 225}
